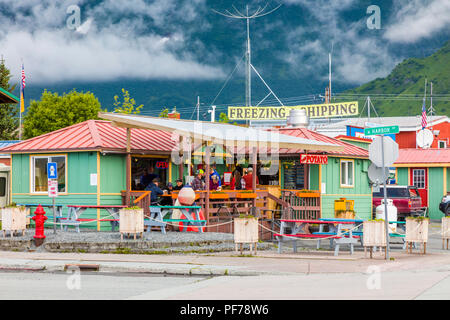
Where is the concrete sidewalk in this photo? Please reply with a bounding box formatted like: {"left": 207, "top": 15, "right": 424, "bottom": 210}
{"left": 1, "top": 249, "right": 450, "bottom": 276}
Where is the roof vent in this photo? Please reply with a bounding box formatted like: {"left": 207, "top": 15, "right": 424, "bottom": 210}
{"left": 287, "top": 109, "right": 309, "bottom": 128}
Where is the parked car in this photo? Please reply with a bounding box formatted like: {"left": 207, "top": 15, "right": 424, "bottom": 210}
{"left": 439, "top": 194, "right": 450, "bottom": 216}
{"left": 372, "top": 185, "right": 425, "bottom": 220}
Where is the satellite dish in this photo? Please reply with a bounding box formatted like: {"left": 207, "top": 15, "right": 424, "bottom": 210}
{"left": 416, "top": 129, "right": 434, "bottom": 149}
{"left": 368, "top": 163, "right": 389, "bottom": 185}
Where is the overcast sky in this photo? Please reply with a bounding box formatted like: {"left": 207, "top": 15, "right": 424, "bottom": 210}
{"left": 0, "top": 0, "right": 449, "bottom": 85}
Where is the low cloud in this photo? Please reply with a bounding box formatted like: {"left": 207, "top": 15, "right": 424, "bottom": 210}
{"left": 383, "top": 0, "right": 450, "bottom": 43}
{"left": 0, "top": 0, "right": 224, "bottom": 84}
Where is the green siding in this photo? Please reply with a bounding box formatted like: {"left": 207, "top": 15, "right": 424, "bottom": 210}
{"left": 428, "top": 167, "right": 444, "bottom": 220}
{"left": 68, "top": 152, "right": 98, "bottom": 194}
{"left": 309, "top": 164, "right": 320, "bottom": 191}
{"left": 321, "top": 158, "right": 371, "bottom": 195}
{"left": 396, "top": 168, "right": 409, "bottom": 185}
{"left": 321, "top": 158, "right": 372, "bottom": 220}
{"left": 447, "top": 167, "right": 450, "bottom": 194}
{"left": 11, "top": 154, "right": 29, "bottom": 194}
{"left": 100, "top": 154, "right": 126, "bottom": 194}
{"left": 321, "top": 195, "right": 373, "bottom": 220}
{"left": 12, "top": 152, "right": 128, "bottom": 231}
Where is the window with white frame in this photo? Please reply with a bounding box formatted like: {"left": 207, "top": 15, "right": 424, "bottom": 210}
{"left": 412, "top": 169, "right": 426, "bottom": 189}
{"left": 438, "top": 140, "right": 447, "bottom": 149}
{"left": 340, "top": 160, "right": 354, "bottom": 187}
{"left": 31, "top": 155, "right": 66, "bottom": 193}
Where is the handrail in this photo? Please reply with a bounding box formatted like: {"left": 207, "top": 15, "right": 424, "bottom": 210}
{"left": 134, "top": 191, "right": 151, "bottom": 204}
{"left": 267, "top": 193, "right": 290, "bottom": 208}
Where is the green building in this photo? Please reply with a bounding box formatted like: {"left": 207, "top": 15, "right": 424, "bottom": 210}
{"left": 1, "top": 120, "right": 186, "bottom": 230}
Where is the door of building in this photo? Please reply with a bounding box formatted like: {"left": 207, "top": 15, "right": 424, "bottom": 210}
{"left": 410, "top": 168, "right": 428, "bottom": 207}
{"left": 0, "top": 172, "right": 8, "bottom": 208}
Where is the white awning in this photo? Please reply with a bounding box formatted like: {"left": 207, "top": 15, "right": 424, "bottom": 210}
{"left": 98, "top": 112, "right": 344, "bottom": 152}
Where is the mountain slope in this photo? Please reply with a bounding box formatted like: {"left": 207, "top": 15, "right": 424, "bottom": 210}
{"left": 337, "top": 41, "right": 450, "bottom": 117}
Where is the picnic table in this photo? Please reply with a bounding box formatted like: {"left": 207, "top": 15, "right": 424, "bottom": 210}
{"left": 274, "top": 219, "right": 360, "bottom": 256}
{"left": 145, "top": 205, "right": 206, "bottom": 234}
{"left": 64, "top": 205, "right": 127, "bottom": 232}
{"left": 17, "top": 203, "right": 64, "bottom": 222}
{"left": 319, "top": 218, "right": 409, "bottom": 249}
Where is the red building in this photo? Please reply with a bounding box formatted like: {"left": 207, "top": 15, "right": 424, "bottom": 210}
{"left": 395, "top": 116, "right": 450, "bottom": 149}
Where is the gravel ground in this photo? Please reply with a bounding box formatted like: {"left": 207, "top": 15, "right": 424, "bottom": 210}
{"left": 6, "top": 228, "right": 235, "bottom": 243}
{"left": 1, "top": 228, "right": 274, "bottom": 253}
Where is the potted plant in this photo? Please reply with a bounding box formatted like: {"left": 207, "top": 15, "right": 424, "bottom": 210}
{"left": 296, "top": 189, "right": 320, "bottom": 198}
{"left": 236, "top": 190, "right": 257, "bottom": 199}
{"left": 234, "top": 214, "right": 258, "bottom": 254}
{"left": 119, "top": 206, "right": 144, "bottom": 240}
{"left": 442, "top": 217, "right": 450, "bottom": 250}
{"left": 405, "top": 216, "right": 429, "bottom": 253}
{"left": 209, "top": 191, "right": 230, "bottom": 200}
{"left": 1, "top": 203, "right": 27, "bottom": 237}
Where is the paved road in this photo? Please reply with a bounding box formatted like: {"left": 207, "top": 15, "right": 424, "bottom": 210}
{"left": 0, "top": 267, "right": 449, "bottom": 300}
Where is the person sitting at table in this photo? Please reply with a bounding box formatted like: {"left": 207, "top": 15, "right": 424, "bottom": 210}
{"left": 191, "top": 170, "right": 205, "bottom": 191}
{"left": 173, "top": 179, "right": 184, "bottom": 191}
{"left": 141, "top": 167, "right": 159, "bottom": 189}
{"left": 209, "top": 166, "right": 221, "bottom": 186}
{"left": 145, "top": 178, "right": 165, "bottom": 205}
{"left": 243, "top": 167, "right": 259, "bottom": 190}
{"left": 160, "top": 182, "right": 173, "bottom": 206}
{"left": 209, "top": 174, "right": 221, "bottom": 191}
{"left": 164, "top": 182, "right": 174, "bottom": 194}
{"left": 230, "top": 169, "right": 242, "bottom": 190}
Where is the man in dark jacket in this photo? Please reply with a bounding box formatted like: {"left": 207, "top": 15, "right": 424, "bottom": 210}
{"left": 145, "top": 178, "right": 164, "bottom": 204}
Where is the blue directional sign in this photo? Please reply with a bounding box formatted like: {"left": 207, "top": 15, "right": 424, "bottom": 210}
{"left": 47, "top": 162, "right": 58, "bottom": 179}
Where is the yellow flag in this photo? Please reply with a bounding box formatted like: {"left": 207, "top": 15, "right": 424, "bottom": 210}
{"left": 20, "top": 90, "right": 24, "bottom": 113}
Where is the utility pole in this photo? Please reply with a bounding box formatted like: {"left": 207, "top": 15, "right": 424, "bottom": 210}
{"left": 197, "top": 96, "right": 200, "bottom": 121}
{"left": 208, "top": 105, "right": 216, "bottom": 122}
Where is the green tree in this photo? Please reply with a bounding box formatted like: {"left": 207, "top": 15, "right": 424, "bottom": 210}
{"left": 218, "top": 112, "right": 229, "bottom": 123}
{"left": 0, "top": 57, "right": 18, "bottom": 140}
{"left": 23, "top": 89, "right": 102, "bottom": 139}
{"left": 159, "top": 107, "right": 169, "bottom": 118}
{"left": 113, "top": 88, "right": 143, "bottom": 114}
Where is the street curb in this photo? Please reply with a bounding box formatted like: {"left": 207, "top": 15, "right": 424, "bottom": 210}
{"left": 0, "top": 260, "right": 287, "bottom": 277}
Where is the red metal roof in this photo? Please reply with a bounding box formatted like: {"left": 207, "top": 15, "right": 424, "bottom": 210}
{"left": 0, "top": 120, "right": 178, "bottom": 154}
{"left": 335, "top": 135, "right": 372, "bottom": 143}
{"left": 395, "top": 148, "right": 450, "bottom": 164}
{"left": 271, "top": 127, "right": 369, "bottom": 158}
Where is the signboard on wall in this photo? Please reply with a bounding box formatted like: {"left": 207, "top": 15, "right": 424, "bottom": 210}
{"left": 300, "top": 154, "right": 328, "bottom": 165}
{"left": 48, "top": 179, "right": 58, "bottom": 198}
{"left": 227, "top": 101, "right": 358, "bottom": 120}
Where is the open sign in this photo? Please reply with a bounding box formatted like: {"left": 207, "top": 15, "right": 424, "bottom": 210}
{"left": 156, "top": 161, "right": 169, "bottom": 169}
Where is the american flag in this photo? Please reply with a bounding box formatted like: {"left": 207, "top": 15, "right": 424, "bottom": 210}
{"left": 421, "top": 98, "right": 427, "bottom": 129}
{"left": 21, "top": 64, "right": 25, "bottom": 90}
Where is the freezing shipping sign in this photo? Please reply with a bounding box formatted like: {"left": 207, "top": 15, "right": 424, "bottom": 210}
{"left": 228, "top": 102, "right": 358, "bottom": 120}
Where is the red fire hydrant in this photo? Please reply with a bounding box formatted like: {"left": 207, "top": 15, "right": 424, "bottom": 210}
{"left": 32, "top": 205, "right": 47, "bottom": 246}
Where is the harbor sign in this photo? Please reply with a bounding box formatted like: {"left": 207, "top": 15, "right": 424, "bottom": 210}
{"left": 364, "top": 125, "right": 399, "bottom": 136}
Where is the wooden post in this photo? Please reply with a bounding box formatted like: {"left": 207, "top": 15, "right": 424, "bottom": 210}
{"left": 126, "top": 128, "right": 131, "bottom": 206}
{"left": 179, "top": 135, "right": 184, "bottom": 182}
{"left": 205, "top": 143, "right": 210, "bottom": 227}
{"left": 252, "top": 146, "right": 257, "bottom": 209}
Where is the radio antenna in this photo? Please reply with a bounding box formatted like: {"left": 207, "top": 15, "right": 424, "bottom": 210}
{"left": 212, "top": 3, "right": 283, "bottom": 109}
